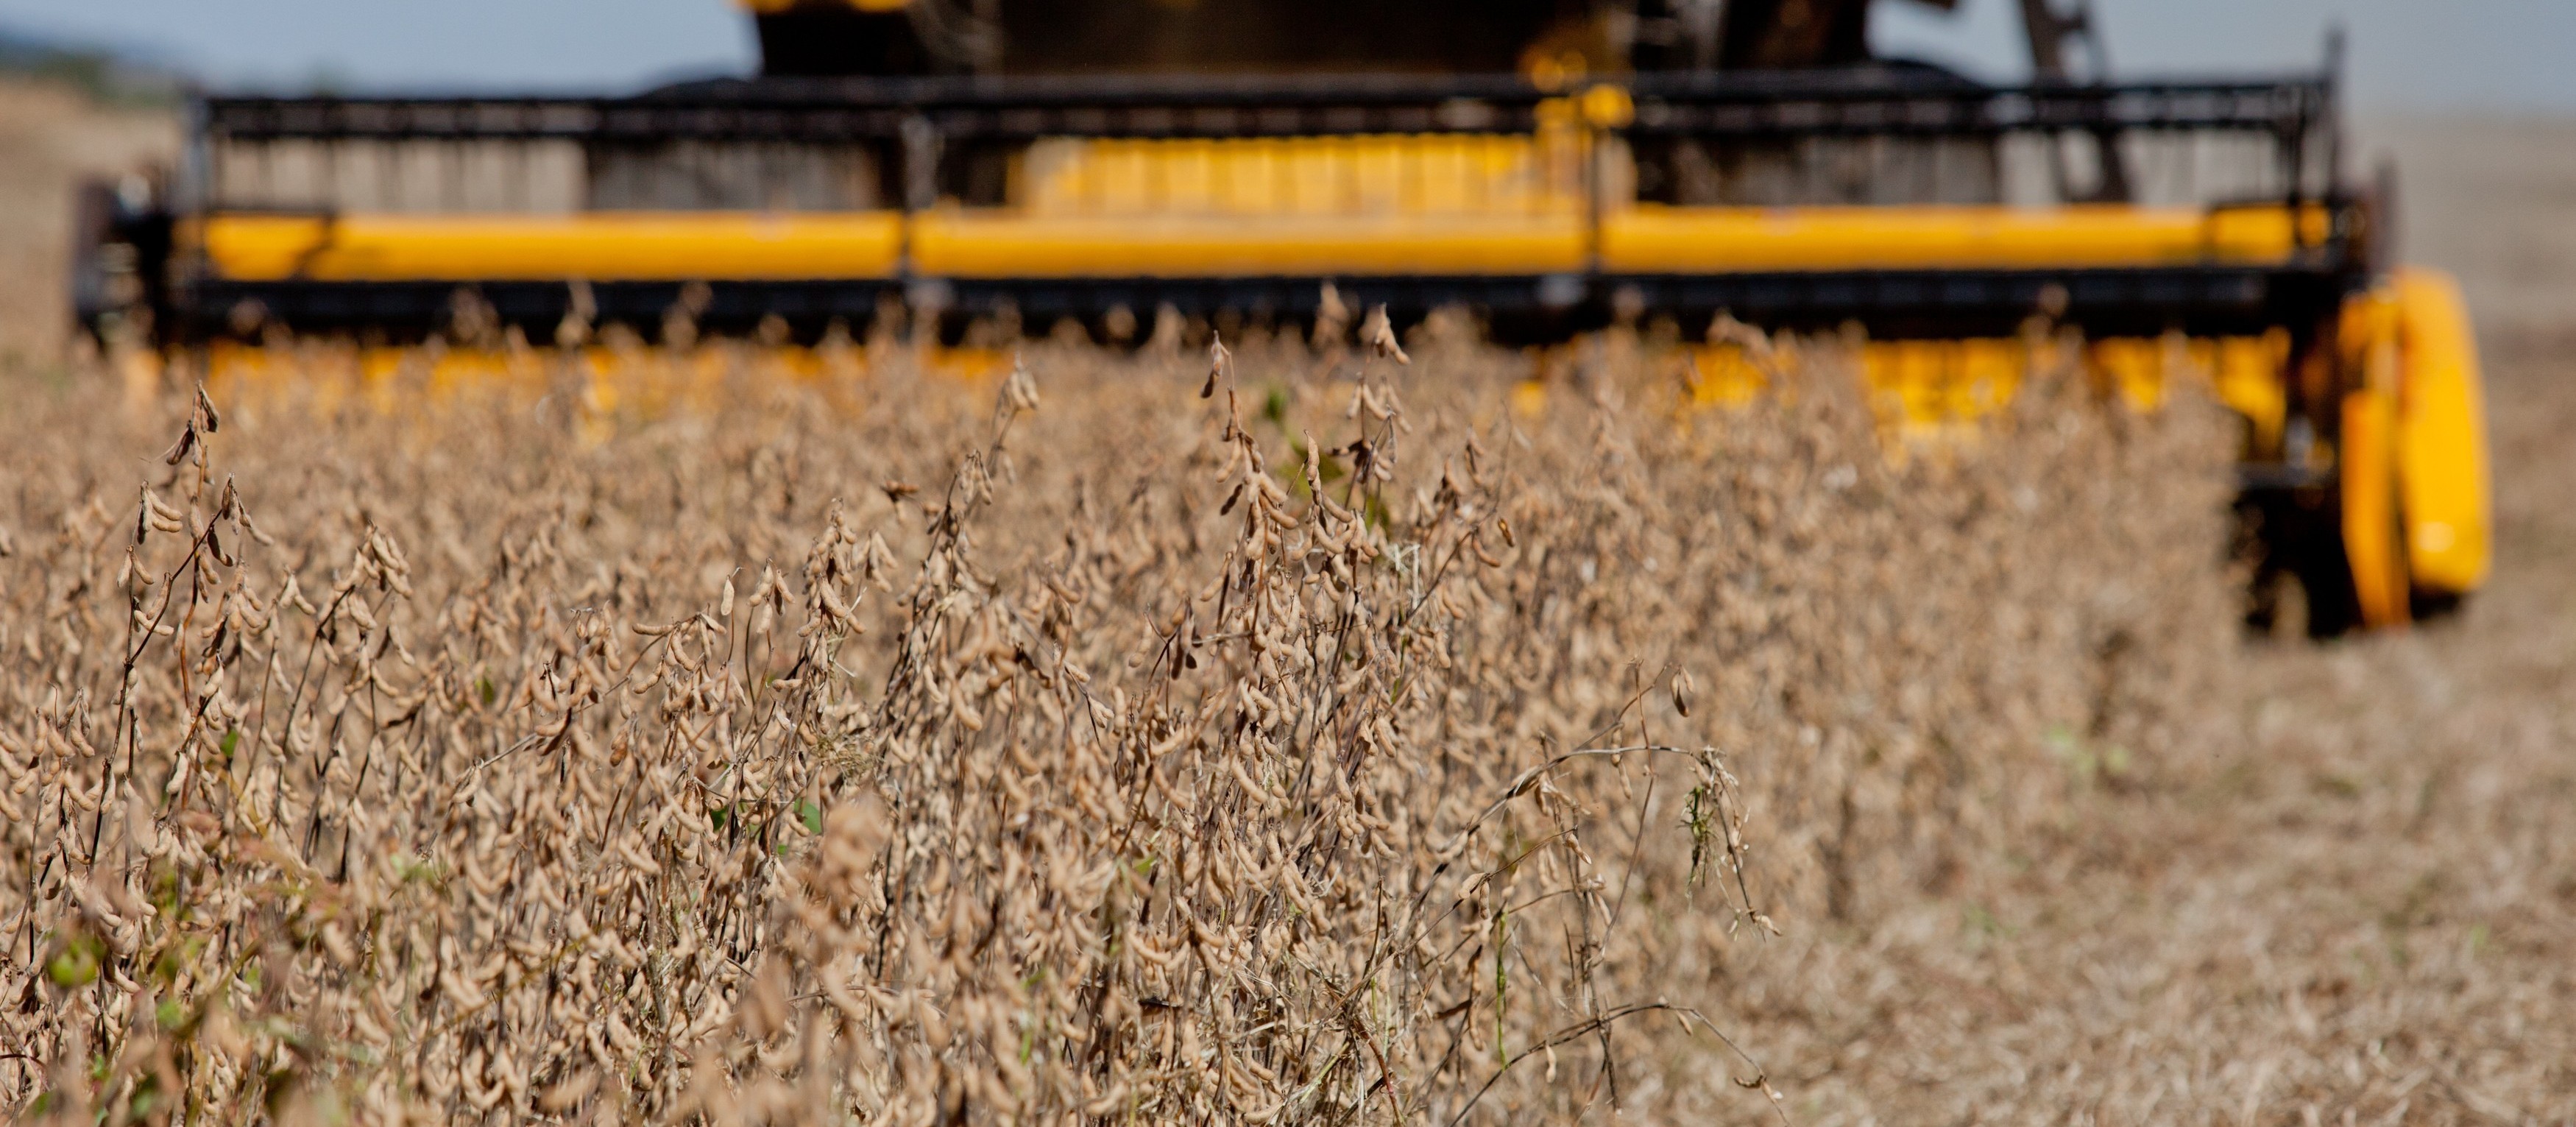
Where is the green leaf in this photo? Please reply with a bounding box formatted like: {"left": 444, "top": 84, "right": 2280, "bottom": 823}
{"left": 218, "top": 728, "right": 240, "bottom": 758}
{"left": 796, "top": 799, "right": 824, "bottom": 835}
{"left": 46, "top": 933, "right": 102, "bottom": 989}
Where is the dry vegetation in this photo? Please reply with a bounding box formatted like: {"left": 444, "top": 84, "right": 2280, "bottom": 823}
{"left": 4, "top": 83, "right": 2574, "bottom": 1126}
{"left": 0, "top": 318, "right": 2242, "bottom": 1123}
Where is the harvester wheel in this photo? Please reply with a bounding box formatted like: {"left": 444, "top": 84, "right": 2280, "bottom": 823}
{"left": 2339, "top": 384, "right": 2413, "bottom": 631}
{"left": 2390, "top": 268, "right": 2492, "bottom": 618}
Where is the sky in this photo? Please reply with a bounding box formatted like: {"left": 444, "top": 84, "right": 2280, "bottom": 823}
{"left": 0, "top": 0, "right": 2568, "bottom": 113}
{"left": 1872, "top": 0, "right": 2576, "bottom": 113}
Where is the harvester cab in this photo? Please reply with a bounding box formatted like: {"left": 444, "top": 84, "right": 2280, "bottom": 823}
{"left": 68, "top": 0, "right": 2489, "bottom": 635}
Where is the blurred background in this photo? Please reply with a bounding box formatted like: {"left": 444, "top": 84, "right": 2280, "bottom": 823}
{"left": 0, "top": 0, "right": 2568, "bottom": 111}
{"left": 6, "top": 0, "right": 2572, "bottom": 339}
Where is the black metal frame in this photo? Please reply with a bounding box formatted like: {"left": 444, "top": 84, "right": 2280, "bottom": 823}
{"left": 198, "top": 70, "right": 2329, "bottom": 146}
{"left": 185, "top": 261, "right": 2349, "bottom": 347}
{"left": 132, "top": 68, "right": 2361, "bottom": 347}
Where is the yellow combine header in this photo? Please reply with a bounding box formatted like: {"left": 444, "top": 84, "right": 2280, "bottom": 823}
{"left": 185, "top": 203, "right": 2324, "bottom": 286}
{"left": 114, "top": 73, "right": 2373, "bottom": 345}
{"left": 67, "top": 0, "right": 2487, "bottom": 633}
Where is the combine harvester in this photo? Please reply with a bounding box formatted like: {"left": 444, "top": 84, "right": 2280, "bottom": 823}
{"left": 69, "top": 0, "right": 2486, "bottom": 634}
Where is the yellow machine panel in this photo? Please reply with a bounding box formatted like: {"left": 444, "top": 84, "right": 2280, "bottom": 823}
{"left": 197, "top": 202, "right": 2329, "bottom": 286}
{"left": 197, "top": 213, "right": 906, "bottom": 283}
{"left": 911, "top": 211, "right": 1588, "bottom": 278}
{"left": 1601, "top": 205, "right": 2327, "bottom": 274}
{"left": 1018, "top": 134, "right": 1589, "bottom": 218}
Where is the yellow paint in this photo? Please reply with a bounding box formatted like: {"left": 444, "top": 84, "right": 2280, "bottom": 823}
{"left": 197, "top": 213, "right": 905, "bottom": 282}
{"left": 196, "top": 202, "right": 2329, "bottom": 286}
{"left": 1602, "top": 204, "right": 2329, "bottom": 273}
{"left": 1578, "top": 85, "right": 1635, "bottom": 130}
{"left": 2388, "top": 267, "right": 2491, "bottom": 596}
{"left": 1683, "top": 343, "right": 1774, "bottom": 406}
{"left": 923, "top": 347, "right": 1011, "bottom": 381}
{"left": 1673, "top": 331, "right": 2290, "bottom": 448}
{"left": 2340, "top": 384, "right": 2410, "bottom": 629}
{"left": 1019, "top": 135, "right": 1588, "bottom": 219}
{"left": 193, "top": 339, "right": 1064, "bottom": 420}
{"left": 2336, "top": 286, "right": 2411, "bottom": 628}
{"left": 1858, "top": 339, "right": 2028, "bottom": 434}
{"left": 891, "top": 204, "right": 2329, "bottom": 280}
{"left": 2084, "top": 336, "right": 2167, "bottom": 412}
{"left": 2211, "top": 331, "right": 2292, "bottom": 455}
{"left": 911, "top": 211, "right": 1588, "bottom": 278}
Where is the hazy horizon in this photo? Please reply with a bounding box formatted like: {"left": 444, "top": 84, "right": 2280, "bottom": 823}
{"left": 0, "top": 0, "right": 2567, "bottom": 115}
